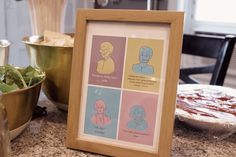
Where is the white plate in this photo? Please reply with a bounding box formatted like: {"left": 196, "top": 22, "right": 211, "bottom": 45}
{"left": 176, "top": 84, "right": 236, "bottom": 132}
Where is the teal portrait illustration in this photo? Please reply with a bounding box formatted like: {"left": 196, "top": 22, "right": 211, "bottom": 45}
{"left": 132, "top": 46, "right": 154, "bottom": 75}
{"left": 127, "top": 105, "right": 148, "bottom": 131}
{"left": 84, "top": 86, "right": 121, "bottom": 139}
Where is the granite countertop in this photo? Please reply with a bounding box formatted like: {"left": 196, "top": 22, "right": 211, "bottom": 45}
{"left": 11, "top": 93, "right": 236, "bottom": 157}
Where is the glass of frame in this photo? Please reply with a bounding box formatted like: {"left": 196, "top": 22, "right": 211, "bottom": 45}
{"left": 66, "top": 9, "right": 183, "bottom": 157}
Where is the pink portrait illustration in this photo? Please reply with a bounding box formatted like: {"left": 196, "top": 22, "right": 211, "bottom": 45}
{"left": 91, "top": 100, "right": 111, "bottom": 127}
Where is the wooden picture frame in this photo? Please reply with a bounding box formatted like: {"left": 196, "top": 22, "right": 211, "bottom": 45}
{"left": 66, "top": 9, "right": 183, "bottom": 157}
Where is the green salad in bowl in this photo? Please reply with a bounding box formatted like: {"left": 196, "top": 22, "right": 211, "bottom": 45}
{"left": 0, "top": 64, "right": 44, "bottom": 93}
{"left": 0, "top": 64, "right": 45, "bottom": 139}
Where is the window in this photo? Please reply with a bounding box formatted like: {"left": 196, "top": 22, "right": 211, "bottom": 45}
{"left": 191, "top": 0, "right": 236, "bottom": 35}
{"left": 172, "top": 0, "right": 236, "bottom": 87}
{"left": 195, "top": 0, "right": 236, "bottom": 23}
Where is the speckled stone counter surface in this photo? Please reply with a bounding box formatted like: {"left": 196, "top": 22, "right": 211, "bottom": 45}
{"left": 11, "top": 93, "right": 236, "bottom": 157}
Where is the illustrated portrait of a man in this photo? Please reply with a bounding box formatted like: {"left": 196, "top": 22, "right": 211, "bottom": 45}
{"left": 127, "top": 105, "right": 148, "bottom": 131}
{"left": 132, "top": 46, "right": 154, "bottom": 75}
{"left": 96, "top": 42, "right": 115, "bottom": 74}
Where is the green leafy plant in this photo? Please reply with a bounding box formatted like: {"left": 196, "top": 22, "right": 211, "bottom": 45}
{"left": 0, "top": 65, "right": 44, "bottom": 93}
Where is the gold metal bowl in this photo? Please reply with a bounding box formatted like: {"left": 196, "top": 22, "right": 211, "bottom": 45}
{"left": 1, "top": 70, "right": 45, "bottom": 139}
{"left": 22, "top": 36, "right": 73, "bottom": 110}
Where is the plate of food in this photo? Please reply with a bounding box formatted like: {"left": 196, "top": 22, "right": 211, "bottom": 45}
{"left": 176, "top": 84, "right": 236, "bottom": 132}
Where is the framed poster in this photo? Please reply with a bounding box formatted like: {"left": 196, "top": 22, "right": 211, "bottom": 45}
{"left": 66, "top": 9, "right": 183, "bottom": 157}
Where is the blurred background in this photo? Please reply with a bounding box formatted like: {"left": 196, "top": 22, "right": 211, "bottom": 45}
{"left": 0, "top": 0, "right": 235, "bottom": 87}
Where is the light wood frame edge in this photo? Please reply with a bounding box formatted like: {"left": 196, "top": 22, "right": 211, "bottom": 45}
{"left": 66, "top": 9, "right": 184, "bottom": 157}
